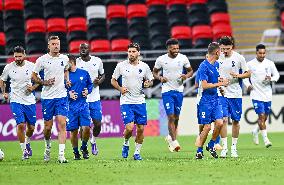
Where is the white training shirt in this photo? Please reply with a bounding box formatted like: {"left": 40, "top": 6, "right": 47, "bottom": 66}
{"left": 218, "top": 51, "right": 248, "bottom": 98}
{"left": 154, "top": 53, "right": 191, "bottom": 93}
{"left": 0, "top": 60, "right": 36, "bottom": 105}
{"left": 243, "top": 58, "right": 279, "bottom": 102}
{"left": 33, "top": 54, "right": 68, "bottom": 99}
{"left": 76, "top": 56, "right": 104, "bottom": 102}
{"left": 112, "top": 60, "right": 154, "bottom": 105}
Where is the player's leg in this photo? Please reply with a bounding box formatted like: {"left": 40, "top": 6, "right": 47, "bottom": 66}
{"left": 67, "top": 110, "right": 80, "bottom": 160}
{"left": 133, "top": 103, "right": 147, "bottom": 160}
{"left": 24, "top": 104, "right": 36, "bottom": 157}
{"left": 55, "top": 97, "right": 69, "bottom": 163}
{"left": 120, "top": 104, "right": 134, "bottom": 158}
{"left": 70, "top": 129, "right": 81, "bottom": 160}
{"left": 195, "top": 124, "right": 211, "bottom": 159}
{"left": 89, "top": 100, "right": 102, "bottom": 155}
{"left": 259, "top": 101, "right": 272, "bottom": 147}
{"left": 80, "top": 108, "right": 91, "bottom": 159}
{"left": 219, "top": 97, "right": 229, "bottom": 157}
{"left": 171, "top": 91, "right": 183, "bottom": 151}
{"left": 25, "top": 123, "right": 35, "bottom": 156}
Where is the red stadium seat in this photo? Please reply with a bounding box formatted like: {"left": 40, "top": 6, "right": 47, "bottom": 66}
{"left": 67, "top": 17, "right": 87, "bottom": 32}
{"left": 171, "top": 26, "right": 192, "bottom": 39}
{"left": 212, "top": 24, "right": 232, "bottom": 40}
{"left": 107, "top": 5, "right": 127, "bottom": 19}
{"left": 192, "top": 25, "right": 213, "bottom": 42}
{"left": 6, "top": 57, "right": 14, "bottom": 63}
{"left": 167, "top": 0, "right": 187, "bottom": 6}
{"left": 0, "top": 1, "right": 2, "bottom": 11}
{"left": 210, "top": 12, "right": 230, "bottom": 27}
{"left": 4, "top": 0, "right": 24, "bottom": 10}
{"left": 26, "top": 19, "right": 46, "bottom": 33}
{"left": 90, "top": 40, "right": 111, "bottom": 52}
{"left": 0, "top": 32, "right": 6, "bottom": 46}
{"left": 47, "top": 18, "right": 67, "bottom": 32}
{"left": 281, "top": 12, "right": 284, "bottom": 30}
{"left": 127, "top": 4, "right": 148, "bottom": 19}
{"left": 27, "top": 56, "right": 39, "bottom": 63}
{"left": 187, "top": 0, "right": 207, "bottom": 5}
{"left": 111, "top": 39, "right": 131, "bottom": 51}
{"left": 69, "top": 40, "right": 89, "bottom": 53}
{"left": 146, "top": 0, "right": 167, "bottom": 6}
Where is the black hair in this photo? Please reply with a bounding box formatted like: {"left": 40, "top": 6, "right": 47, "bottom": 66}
{"left": 166, "top": 38, "right": 179, "bottom": 48}
{"left": 218, "top": 36, "right": 233, "bottom": 46}
{"left": 128, "top": 43, "right": 140, "bottom": 52}
{"left": 13, "top": 46, "right": 25, "bottom": 54}
{"left": 48, "top": 35, "right": 60, "bottom": 41}
{"left": 256, "top": 44, "right": 266, "bottom": 51}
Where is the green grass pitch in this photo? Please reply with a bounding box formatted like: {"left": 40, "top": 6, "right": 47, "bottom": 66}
{"left": 0, "top": 133, "right": 284, "bottom": 185}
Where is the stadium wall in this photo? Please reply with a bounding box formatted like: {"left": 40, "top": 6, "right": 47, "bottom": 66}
{"left": 0, "top": 95, "right": 283, "bottom": 141}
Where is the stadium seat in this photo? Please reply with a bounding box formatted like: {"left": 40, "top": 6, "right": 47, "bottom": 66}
{"left": 146, "top": 0, "right": 167, "bottom": 6}
{"left": 4, "top": 18, "right": 25, "bottom": 33}
{"left": 149, "top": 25, "right": 169, "bottom": 40}
{"left": 126, "top": 0, "right": 146, "bottom": 5}
{"left": 167, "top": 0, "right": 187, "bottom": 6}
{"left": 4, "top": 0, "right": 24, "bottom": 10}
{"left": 111, "top": 39, "right": 131, "bottom": 51}
{"left": 47, "top": 18, "right": 67, "bottom": 32}
{"left": 24, "top": 1, "right": 44, "bottom": 19}
{"left": 178, "top": 38, "right": 192, "bottom": 49}
{"left": 212, "top": 24, "right": 232, "bottom": 40}
{"left": 26, "top": 41, "right": 47, "bottom": 54}
{"left": 281, "top": 11, "right": 284, "bottom": 30}
{"left": 107, "top": 5, "right": 127, "bottom": 19}
{"left": 0, "top": 14, "right": 2, "bottom": 32}
{"left": 87, "top": 28, "right": 108, "bottom": 40}
{"left": 188, "top": 12, "right": 210, "bottom": 26}
{"left": 25, "top": 19, "right": 46, "bottom": 33}
{"left": 90, "top": 40, "right": 111, "bottom": 52}
{"left": 67, "top": 17, "right": 87, "bottom": 32}
{"left": 88, "top": 18, "right": 107, "bottom": 29}
{"left": 26, "top": 32, "right": 46, "bottom": 45}
{"left": 0, "top": 32, "right": 6, "bottom": 46}
{"left": 260, "top": 28, "right": 281, "bottom": 47}
{"left": 105, "top": 0, "right": 125, "bottom": 5}
{"left": 44, "top": 4, "right": 64, "bottom": 18}
{"left": 210, "top": 12, "right": 230, "bottom": 27}
{"left": 148, "top": 5, "right": 167, "bottom": 17}
{"left": 187, "top": 0, "right": 207, "bottom": 5}
{"left": 193, "top": 38, "right": 212, "bottom": 48}
{"left": 63, "top": 0, "right": 85, "bottom": 18}
{"left": 108, "top": 17, "right": 128, "bottom": 30}
{"left": 108, "top": 28, "right": 129, "bottom": 40}
{"left": 188, "top": 3, "right": 207, "bottom": 14}
{"left": 85, "top": 0, "right": 105, "bottom": 6}
{"left": 128, "top": 17, "right": 148, "bottom": 30}
{"left": 131, "top": 35, "right": 151, "bottom": 50}
{"left": 192, "top": 25, "right": 213, "bottom": 42}
{"left": 67, "top": 31, "right": 87, "bottom": 42}
{"left": 207, "top": 2, "right": 228, "bottom": 14}
{"left": 69, "top": 40, "right": 89, "bottom": 53}
{"left": 171, "top": 26, "right": 192, "bottom": 39}
{"left": 86, "top": 5, "right": 107, "bottom": 20}
{"left": 168, "top": 4, "right": 188, "bottom": 27}
{"left": 43, "top": 0, "right": 63, "bottom": 7}
{"left": 148, "top": 15, "right": 168, "bottom": 29}
{"left": 128, "top": 28, "right": 148, "bottom": 40}
{"left": 151, "top": 36, "right": 168, "bottom": 50}
{"left": 4, "top": 10, "right": 24, "bottom": 21}
{"left": 127, "top": 4, "right": 148, "bottom": 19}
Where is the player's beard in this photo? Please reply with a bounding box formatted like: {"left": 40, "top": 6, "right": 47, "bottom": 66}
{"left": 15, "top": 60, "right": 24, "bottom": 66}
{"left": 129, "top": 56, "right": 138, "bottom": 63}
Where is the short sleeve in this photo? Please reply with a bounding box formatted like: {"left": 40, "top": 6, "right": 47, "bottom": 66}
{"left": 33, "top": 57, "right": 43, "bottom": 74}
{"left": 112, "top": 63, "right": 121, "bottom": 80}
{"left": 154, "top": 57, "right": 162, "bottom": 69}
{"left": 0, "top": 64, "right": 11, "bottom": 81}
{"left": 199, "top": 65, "right": 208, "bottom": 82}
{"left": 98, "top": 59, "right": 104, "bottom": 75}
{"left": 183, "top": 56, "right": 191, "bottom": 68}
{"left": 240, "top": 55, "right": 249, "bottom": 72}
{"left": 145, "top": 64, "right": 154, "bottom": 81}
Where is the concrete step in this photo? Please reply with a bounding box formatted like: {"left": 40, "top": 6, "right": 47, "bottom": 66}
{"left": 227, "top": 1, "right": 274, "bottom": 7}
{"left": 231, "top": 21, "right": 278, "bottom": 26}
{"left": 229, "top": 8, "right": 275, "bottom": 14}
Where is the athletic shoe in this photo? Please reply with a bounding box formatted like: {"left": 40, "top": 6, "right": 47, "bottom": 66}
{"left": 122, "top": 145, "right": 129, "bottom": 158}
{"left": 206, "top": 146, "right": 218, "bottom": 159}
{"left": 220, "top": 148, "right": 228, "bottom": 158}
{"left": 58, "top": 154, "right": 68, "bottom": 163}
{"left": 26, "top": 143, "right": 32, "bottom": 156}
{"left": 172, "top": 140, "right": 181, "bottom": 152}
{"left": 231, "top": 149, "right": 238, "bottom": 158}
{"left": 133, "top": 154, "right": 142, "bottom": 160}
{"left": 214, "top": 143, "right": 223, "bottom": 151}
{"left": 164, "top": 136, "right": 174, "bottom": 152}
{"left": 81, "top": 149, "right": 90, "bottom": 159}
{"left": 73, "top": 152, "right": 81, "bottom": 160}
{"left": 91, "top": 142, "right": 99, "bottom": 155}
{"left": 22, "top": 149, "right": 29, "bottom": 160}
{"left": 43, "top": 148, "right": 51, "bottom": 162}
{"left": 265, "top": 140, "right": 272, "bottom": 148}
{"left": 252, "top": 131, "right": 259, "bottom": 145}
{"left": 195, "top": 152, "right": 204, "bottom": 160}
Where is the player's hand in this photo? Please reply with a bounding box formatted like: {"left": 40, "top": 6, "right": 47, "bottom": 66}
{"left": 230, "top": 72, "right": 239, "bottom": 78}
{"left": 247, "top": 85, "right": 253, "bottom": 93}
{"left": 120, "top": 87, "right": 128, "bottom": 95}
{"left": 26, "top": 84, "right": 34, "bottom": 93}
{"left": 265, "top": 75, "right": 271, "bottom": 81}
{"left": 2, "top": 93, "right": 8, "bottom": 100}
{"left": 69, "top": 90, "right": 78, "bottom": 100}
{"left": 93, "top": 77, "right": 100, "bottom": 87}
{"left": 43, "top": 77, "right": 55, "bottom": 86}
{"left": 82, "top": 88, "right": 88, "bottom": 97}
{"left": 218, "top": 77, "right": 229, "bottom": 87}
{"left": 159, "top": 76, "right": 168, "bottom": 83}
{"left": 144, "top": 80, "right": 151, "bottom": 88}
{"left": 219, "top": 87, "right": 225, "bottom": 96}
{"left": 180, "top": 74, "right": 187, "bottom": 81}
{"left": 66, "top": 80, "right": 72, "bottom": 88}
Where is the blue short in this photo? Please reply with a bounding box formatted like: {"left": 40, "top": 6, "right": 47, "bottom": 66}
{"left": 252, "top": 99, "right": 271, "bottom": 115}
{"left": 197, "top": 100, "right": 223, "bottom": 125}
{"left": 162, "top": 90, "right": 183, "bottom": 116}
{"left": 89, "top": 101, "right": 102, "bottom": 122}
{"left": 10, "top": 102, "right": 36, "bottom": 125}
{"left": 120, "top": 103, "right": 147, "bottom": 125}
{"left": 220, "top": 97, "right": 242, "bottom": 121}
{"left": 66, "top": 105, "right": 91, "bottom": 131}
{"left": 41, "top": 97, "right": 68, "bottom": 121}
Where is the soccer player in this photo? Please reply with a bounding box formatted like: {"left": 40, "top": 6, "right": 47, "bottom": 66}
{"left": 65, "top": 54, "right": 93, "bottom": 160}
{"left": 31, "top": 35, "right": 69, "bottom": 163}
{"left": 76, "top": 43, "right": 105, "bottom": 155}
{"left": 111, "top": 43, "right": 154, "bottom": 160}
{"left": 218, "top": 36, "right": 251, "bottom": 158}
{"left": 195, "top": 42, "right": 228, "bottom": 159}
{"left": 243, "top": 44, "right": 279, "bottom": 148}
{"left": 153, "top": 38, "right": 193, "bottom": 152}
{"left": 0, "top": 46, "right": 38, "bottom": 160}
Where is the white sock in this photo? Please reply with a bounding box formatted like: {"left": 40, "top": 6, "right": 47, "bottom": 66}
{"left": 134, "top": 143, "right": 142, "bottom": 155}
{"left": 20, "top": 143, "right": 26, "bottom": 152}
{"left": 59, "top": 144, "right": 65, "bottom": 155}
{"left": 25, "top": 136, "right": 31, "bottom": 144}
{"left": 90, "top": 135, "right": 96, "bottom": 144}
{"left": 253, "top": 126, "right": 259, "bottom": 134}
{"left": 45, "top": 139, "right": 51, "bottom": 149}
{"left": 232, "top": 137, "right": 238, "bottom": 150}
{"left": 221, "top": 137, "right": 227, "bottom": 149}
{"left": 123, "top": 138, "right": 129, "bottom": 146}
{"left": 260, "top": 130, "right": 269, "bottom": 142}
{"left": 167, "top": 135, "right": 173, "bottom": 142}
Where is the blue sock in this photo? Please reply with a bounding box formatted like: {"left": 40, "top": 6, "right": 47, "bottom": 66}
{"left": 197, "top": 147, "right": 203, "bottom": 153}
{"left": 81, "top": 140, "right": 88, "bottom": 150}
{"left": 73, "top": 147, "right": 79, "bottom": 153}
{"left": 208, "top": 139, "right": 215, "bottom": 148}
{"left": 215, "top": 135, "right": 221, "bottom": 144}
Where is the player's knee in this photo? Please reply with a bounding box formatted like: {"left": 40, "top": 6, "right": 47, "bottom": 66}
{"left": 27, "top": 125, "right": 35, "bottom": 132}
{"left": 203, "top": 124, "right": 211, "bottom": 132}
{"left": 168, "top": 115, "right": 175, "bottom": 122}
{"left": 17, "top": 123, "right": 25, "bottom": 131}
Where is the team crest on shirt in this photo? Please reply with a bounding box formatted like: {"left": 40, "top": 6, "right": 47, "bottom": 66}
{"left": 93, "top": 64, "right": 97, "bottom": 67}
{"left": 80, "top": 76, "right": 83, "bottom": 80}
{"left": 139, "top": 69, "right": 142, "bottom": 74}
{"left": 61, "top": 61, "right": 64, "bottom": 66}
{"left": 26, "top": 70, "right": 29, "bottom": 75}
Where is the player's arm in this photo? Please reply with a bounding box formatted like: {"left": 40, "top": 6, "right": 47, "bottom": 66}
{"left": 31, "top": 72, "right": 54, "bottom": 86}
{"left": 153, "top": 67, "right": 168, "bottom": 83}
{"left": 230, "top": 70, "right": 251, "bottom": 79}
{"left": 270, "top": 63, "right": 280, "bottom": 82}
{"left": 26, "top": 83, "right": 40, "bottom": 92}
{"left": 201, "top": 79, "right": 228, "bottom": 89}
{"left": 144, "top": 65, "right": 154, "bottom": 88}
{"left": 111, "top": 77, "right": 128, "bottom": 95}
{"left": 93, "top": 73, "right": 105, "bottom": 87}
{"left": 0, "top": 80, "right": 8, "bottom": 100}
{"left": 86, "top": 72, "right": 93, "bottom": 95}
{"left": 180, "top": 66, "right": 194, "bottom": 81}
